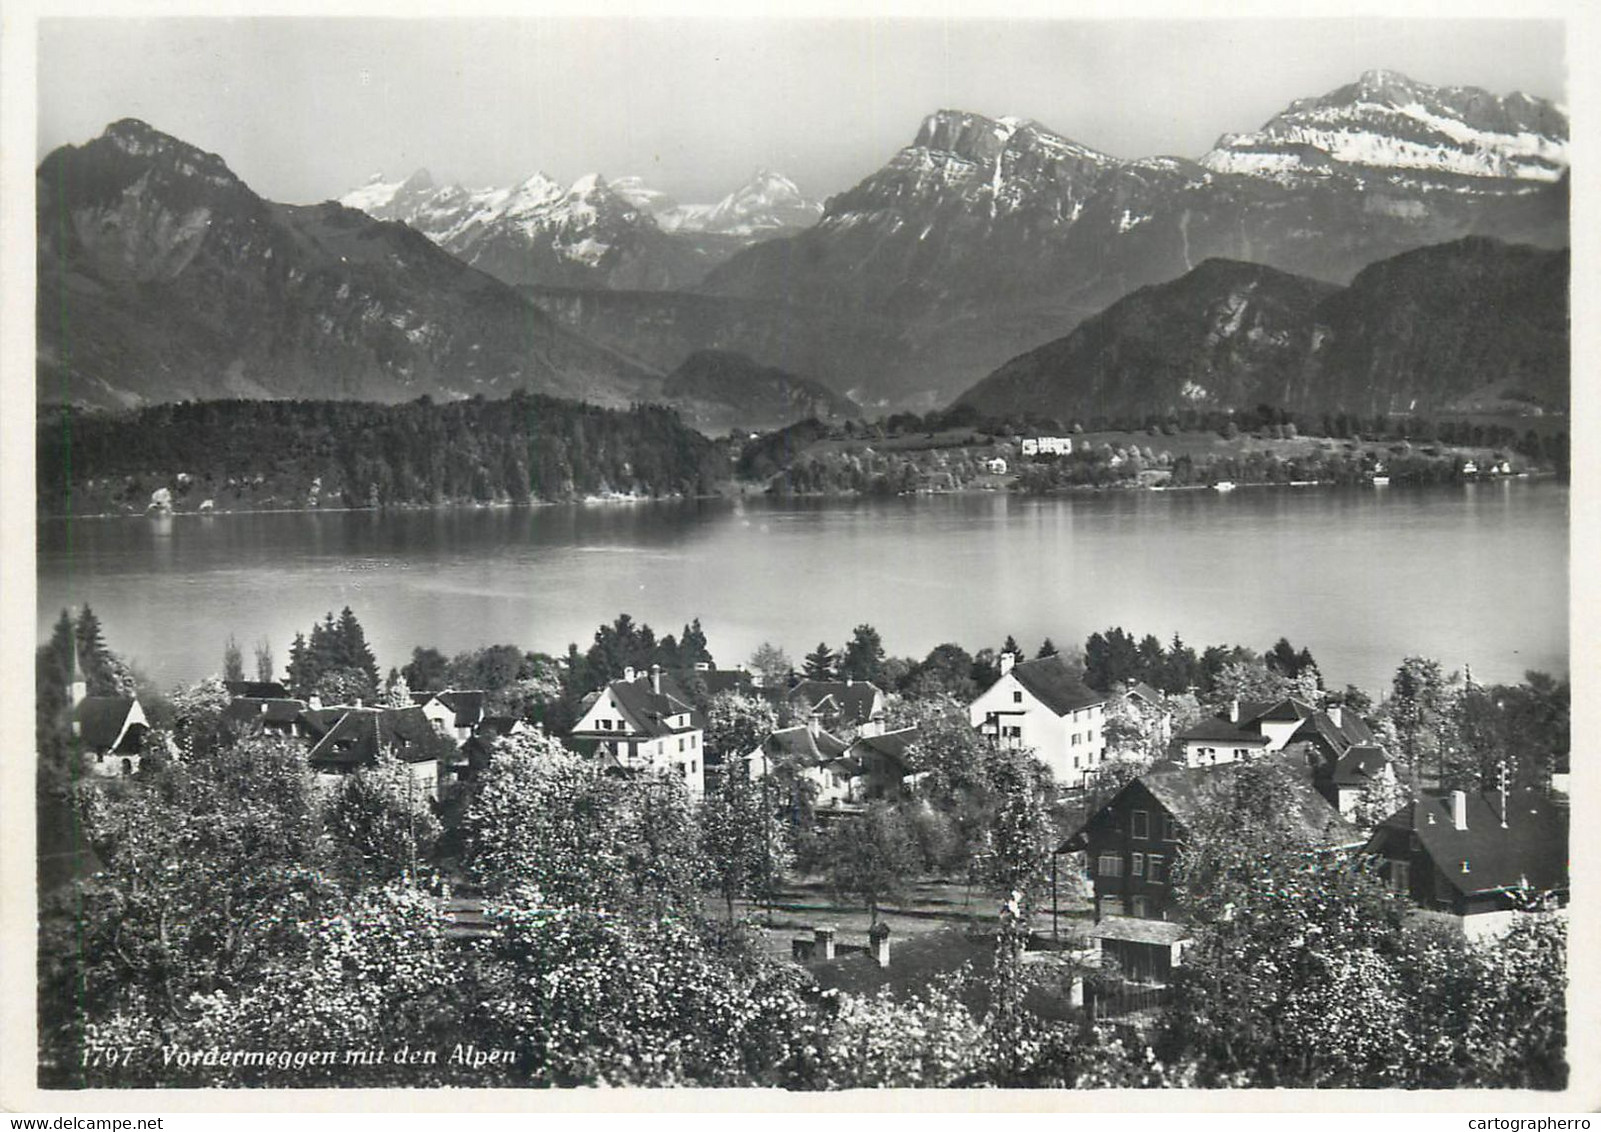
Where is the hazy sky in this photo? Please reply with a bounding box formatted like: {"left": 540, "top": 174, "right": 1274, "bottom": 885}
{"left": 38, "top": 18, "right": 1567, "bottom": 206}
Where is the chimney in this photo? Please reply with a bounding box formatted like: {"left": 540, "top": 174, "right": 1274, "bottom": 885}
{"left": 846, "top": 677, "right": 854, "bottom": 687}
{"left": 1228, "top": 698, "right": 1240, "bottom": 723}
{"left": 650, "top": 663, "right": 662, "bottom": 694}
{"left": 623, "top": 666, "right": 636, "bottom": 684}
{"left": 860, "top": 719, "right": 884, "bottom": 739}
{"left": 1000, "top": 652, "right": 1016, "bottom": 676}
{"left": 813, "top": 925, "right": 836, "bottom": 961}
{"left": 694, "top": 661, "right": 711, "bottom": 672}
{"left": 1451, "top": 789, "right": 1468, "bottom": 831}
{"left": 308, "top": 694, "right": 323, "bottom": 710}
{"left": 1327, "top": 704, "right": 1343, "bottom": 729}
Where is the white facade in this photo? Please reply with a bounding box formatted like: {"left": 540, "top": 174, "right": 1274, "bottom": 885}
{"left": 571, "top": 685, "right": 705, "bottom": 800}
{"left": 1021, "top": 437, "right": 1074, "bottom": 457}
{"left": 968, "top": 672, "right": 1107, "bottom": 788}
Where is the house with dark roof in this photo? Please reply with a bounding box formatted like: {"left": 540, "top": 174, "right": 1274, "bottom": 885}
{"left": 682, "top": 662, "right": 755, "bottom": 698}
{"left": 72, "top": 696, "right": 150, "bottom": 777}
{"left": 746, "top": 722, "right": 848, "bottom": 781}
{"left": 1176, "top": 697, "right": 1373, "bottom": 770}
{"left": 1364, "top": 788, "right": 1568, "bottom": 940}
{"left": 1118, "top": 681, "right": 1174, "bottom": 746}
{"left": 222, "top": 696, "right": 308, "bottom": 739}
{"left": 224, "top": 680, "right": 291, "bottom": 700}
{"left": 811, "top": 725, "right": 921, "bottom": 807}
{"left": 1317, "top": 744, "right": 1397, "bottom": 819}
{"left": 967, "top": 653, "right": 1108, "bottom": 787}
{"left": 411, "top": 689, "right": 486, "bottom": 743}
{"left": 1060, "top": 759, "right": 1359, "bottom": 987}
{"left": 305, "top": 706, "right": 449, "bottom": 797}
{"left": 568, "top": 664, "right": 706, "bottom": 798}
{"left": 788, "top": 680, "right": 886, "bottom": 732}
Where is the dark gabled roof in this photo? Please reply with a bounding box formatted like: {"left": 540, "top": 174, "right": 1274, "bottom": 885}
{"left": 760, "top": 724, "right": 846, "bottom": 765}
{"left": 412, "top": 689, "right": 486, "bottom": 728}
{"left": 1177, "top": 716, "right": 1272, "bottom": 744}
{"left": 1243, "top": 698, "right": 1316, "bottom": 725}
{"left": 683, "top": 667, "right": 754, "bottom": 696}
{"left": 223, "top": 697, "right": 308, "bottom": 726}
{"left": 72, "top": 697, "right": 138, "bottom": 750}
{"left": 1005, "top": 656, "right": 1106, "bottom": 716}
{"left": 225, "top": 680, "right": 290, "bottom": 699}
{"left": 848, "top": 727, "right": 919, "bottom": 771}
{"left": 1076, "top": 759, "right": 1358, "bottom": 850}
{"left": 477, "top": 715, "right": 522, "bottom": 737}
{"left": 1127, "top": 681, "right": 1166, "bottom": 706}
{"left": 307, "top": 706, "right": 440, "bottom": 768}
{"left": 1330, "top": 745, "right": 1391, "bottom": 787}
{"left": 297, "top": 707, "right": 347, "bottom": 739}
{"left": 582, "top": 672, "right": 702, "bottom": 739}
{"left": 1371, "top": 790, "right": 1568, "bottom": 898}
{"left": 789, "top": 680, "right": 884, "bottom": 725}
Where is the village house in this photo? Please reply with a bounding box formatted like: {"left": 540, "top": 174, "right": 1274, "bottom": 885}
{"left": 681, "top": 661, "right": 755, "bottom": 698}
{"left": 305, "top": 705, "right": 449, "bottom": 798}
{"left": 787, "top": 679, "right": 886, "bottom": 733}
{"left": 72, "top": 696, "right": 150, "bottom": 777}
{"left": 810, "top": 724, "right": 920, "bottom": 807}
{"left": 1363, "top": 788, "right": 1568, "bottom": 940}
{"left": 221, "top": 695, "right": 308, "bottom": 739}
{"left": 745, "top": 722, "right": 848, "bottom": 782}
{"left": 66, "top": 649, "right": 149, "bottom": 776}
{"left": 568, "top": 664, "right": 707, "bottom": 799}
{"left": 223, "top": 679, "right": 291, "bottom": 699}
{"left": 1021, "top": 436, "right": 1073, "bottom": 457}
{"left": 968, "top": 653, "right": 1108, "bottom": 788}
{"left": 1118, "top": 681, "right": 1173, "bottom": 746}
{"left": 1061, "top": 759, "right": 1358, "bottom": 987}
{"left": 1175, "top": 696, "right": 1374, "bottom": 769}
{"left": 412, "top": 689, "right": 487, "bottom": 744}
{"left": 1315, "top": 743, "right": 1397, "bottom": 819}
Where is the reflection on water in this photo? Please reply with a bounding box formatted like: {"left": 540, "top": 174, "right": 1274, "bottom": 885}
{"left": 38, "top": 482, "right": 1568, "bottom": 695}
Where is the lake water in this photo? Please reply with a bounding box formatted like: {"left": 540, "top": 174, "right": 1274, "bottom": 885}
{"left": 37, "top": 481, "right": 1568, "bottom": 697}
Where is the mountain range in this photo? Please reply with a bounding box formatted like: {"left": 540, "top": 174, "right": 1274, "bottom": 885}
{"left": 35, "top": 69, "right": 1569, "bottom": 428}
{"left": 340, "top": 167, "right": 822, "bottom": 291}
{"left": 956, "top": 237, "right": 1569, "bottom": 422}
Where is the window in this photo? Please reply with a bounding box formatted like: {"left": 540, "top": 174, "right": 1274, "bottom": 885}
{"left": 600, "top": 719, "right": 611, "bottom": 730}
{"left": 1162, "top": 814, "right": 1177, "bottom": 842}
{"left": 1147, "top": 854, "right": 1164, "bottom": 884}
{"left": 1390, "top": 860, "right": 1411, "bottom": 892}
{"left": 679, "top": 738, "right": 685, "bottom": 752}
{"left": 1130, "top": 895, "right": 1150, "bottom": 918}
{"left": 690, "top": 734, "right": 698, "bottom": 749}
{"left": 1086, "top": 729, "right": 1096, "bottom": 745}
{"left": 1072, "top": 756, "right": 1080, "bottom": 769}
{"left": 1098, "top": 853, "right": 1123, "bottom": 878}
{"left": 1131, "top": 852, "right": 1145, "bottom": 877}
{"left": 1071, "top": 732, "right": 1081, "bottom": 746}
{"left": 1131, "top": 810, "right": 1149, "bottom": 840}
{"left": 1013, "top": 690, "right": 1023, "bottom": 704}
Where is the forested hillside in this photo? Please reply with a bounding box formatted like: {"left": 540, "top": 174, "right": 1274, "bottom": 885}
{"left": 37, "top": 395, "right": 730, "bottom": 515}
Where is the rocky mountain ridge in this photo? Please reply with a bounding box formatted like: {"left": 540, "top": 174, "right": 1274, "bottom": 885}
{"left": 955, "top": 237, "right": 1568, "bottom": 422}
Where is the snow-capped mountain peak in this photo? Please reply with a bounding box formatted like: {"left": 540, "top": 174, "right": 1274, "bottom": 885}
{"left": 1202, "top": 69, "right": 1568, "bottom": 183}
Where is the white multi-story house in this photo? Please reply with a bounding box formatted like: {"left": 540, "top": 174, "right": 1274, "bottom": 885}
{"left": 968, "top": 653, "right": 1108, "bottom": 788}
{"left": 1021, "top": 437, "right": 1073, "bottom": 457}
{"left": 569, "top": 664, "right": 706, "bottom": 799}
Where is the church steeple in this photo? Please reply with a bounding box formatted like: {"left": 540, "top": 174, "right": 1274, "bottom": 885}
{"left": 68, "top": 621, "right": 87, "bottom": 709}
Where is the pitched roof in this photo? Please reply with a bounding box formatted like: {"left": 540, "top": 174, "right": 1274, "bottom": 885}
{"left": 1005, "top": 656, "right": 1106, "bottom": 716}
{"left": 1127, "top": 681, "right": 1166, "bottom": 706}
{"left": 412, "top": 689, "right": 487, "bottom": 728}
{"left": 1177, "top": 716, "right": 1272, "bottom": 744}
{"left": 225, "top": 680, "right": 291, "bottom": 699}
{"left": 1086, "top": 917, "right": 1192, "bottom": 945}
{"left": 1371, "top": 790, "right": 1568, "bottom": 898}
{"left": 848, "top": 727, "right": 919, "bottom": 770}
{"left": 586, "top": 672, "right": 702, "bottom": 738}
{"left": 789, "top": 680, "right": 885, "bottom": 725}
{"left": 1126, "top": 760, "right": 1358, "bottom": 849}
{"left": 307, "top": 706, "right": 441, "bottom": 767}
{"left": 72, "top": 697, "right": 139, "bottom": 750}
{"left": 1243, "top": 698, "right": 1316, "bottom": 724}
{"left": 683, "top": 667, "right": 754, "bottom": 696}
{"left": 223, "top": 697, "right": 308, "bottom": 726}
{"left": 297, "top": 707, "right": 347, "bottom": 739}
{"left": 760, "top": 724, "right": 847, "bottom": 765}
{"left": 1330, "top": 745, "right": 1391, "bottom": 787}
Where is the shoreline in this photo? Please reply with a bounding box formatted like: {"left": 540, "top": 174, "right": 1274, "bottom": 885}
{"left": 38, "top": 470, "right": 1564, "bottom": 521}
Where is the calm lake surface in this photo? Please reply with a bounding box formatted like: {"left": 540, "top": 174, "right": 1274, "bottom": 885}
{"left": 37, "top": 481, "right": 1568, "bottom": 696}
